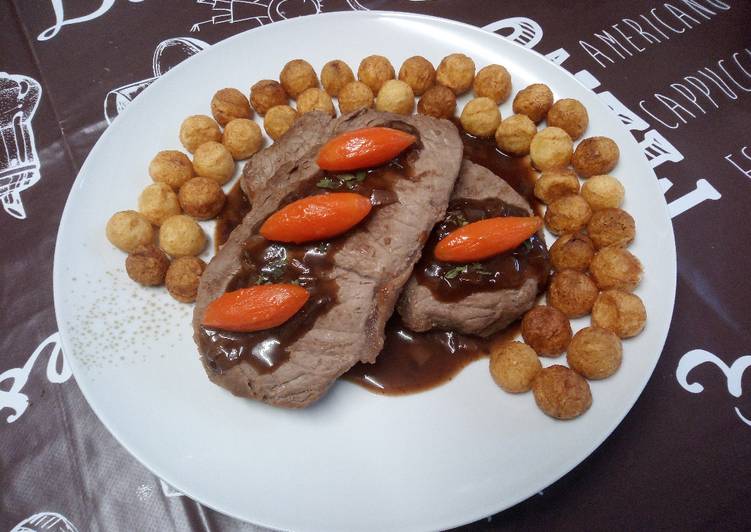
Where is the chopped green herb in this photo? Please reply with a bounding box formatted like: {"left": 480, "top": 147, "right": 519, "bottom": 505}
{"left": 315, "top": 242, "right": 330, "bottom": 253}
{"left": 444, "top": 265, "right": 468, "bottom": 280}
{"left": 316, "top": 177, "right": 340, "bottom": 189}
{"left": 470, "top": 263, "right": 492, "bottom": 275}
{"left": 445, "top": 211, "right": 469, "bottom": 227}
{"left": 523, "top": 239, "right": 534, "bottom": 250}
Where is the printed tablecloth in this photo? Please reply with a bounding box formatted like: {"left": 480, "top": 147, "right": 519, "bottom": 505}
{"left": 2, "top": 1, "right": 750, "bottom": 530}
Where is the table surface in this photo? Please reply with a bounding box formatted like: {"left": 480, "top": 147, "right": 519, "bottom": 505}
{"left": 2, "top": 1, "right": 750, "bottom": 530}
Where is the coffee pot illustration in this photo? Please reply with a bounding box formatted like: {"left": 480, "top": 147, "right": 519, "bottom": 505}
{"left": 0, "top": 73, "right": 42, "bottom": 220}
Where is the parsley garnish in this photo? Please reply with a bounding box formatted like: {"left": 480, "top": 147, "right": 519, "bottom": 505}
{"left": 444, "top": 265, "right": 468, "bottom": 279}
{"left": 316, "top": 177, "right": 340, "bottom": 189}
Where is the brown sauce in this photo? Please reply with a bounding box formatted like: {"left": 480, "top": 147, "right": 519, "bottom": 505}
{"left": 215, "top": 181, "right": 251, "bottom": 248}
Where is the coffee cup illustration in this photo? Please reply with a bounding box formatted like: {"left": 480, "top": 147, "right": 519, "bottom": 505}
{"left": 104, "top": 37, "right": 210, "bottom": 124}
{"left": 0, "top": 73, "right": 42, "bottom": 220}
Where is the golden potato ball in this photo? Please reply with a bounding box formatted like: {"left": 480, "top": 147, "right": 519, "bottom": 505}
{"left": 521, "top": 305, "right": 573, "bottom": 357}
{"left": 489, "top": 341, "right": 542, "bottom": 393}
{"left": 165, "top": 256, "right": 206, "bottom": 303}
{"left": 398, "top": 56, "right": 436, "bottom": 96}
{"left": 587, "top": 208, "right": 635, "bottom": 249}
{"left": 297, "top": 87, "right": 336, "bottom": 117}
{"left": 138, "top": 182, "right": 181, "bottom": 226}
{"left": 210, "top": 88, "right": 252, "bottom": 126}
{"left": 530, "top": 127, "right": 573, "bottom": 171}
{"left": 125, "top": 244, "right": 170, "bottom": 286}
{"left": 460, "top": 97, "right": 501, "bottom": 138}
{"left": 547, "top": 269, "right": 599, "bottom": 318}
{"left": 567, "top": 327, "right": 623, "bottom": 380}
{"left": 592, "top": 289, "right": 647, "bottom": 338}
{"left": 581, "top": 174, "right": 625, "bottom": 211}
{"left": 279, "top": 59, "right": 318, "bottom": 98}
{"left": 148, "top": 150, "right": 194, "bottom": 190}
{"left": 159, "top": 214, "right": 206, "bottom": 258}
{"left": 473, "top": 64, "right": 512, "bottom": 104}
{"left": 533, "top": 169, "right": 580, "bottom": 205}
{"left": 544, "top": 194, "right": 592, "bottom": 235}
{"left": 263, "top": 104, "right": 299, "bottom": 141}
{"left": 435, "top": 53, "right": 475, "bottom": 95}
{"left": 590, "top": 247, "right": 643, "bottom": 291}
{"left": 495, "top": 114, "right": 536, "bottom": 156}
{"left": 222, "top": 118, "right": 263, "bottom": 160}
{"left": 547, "top": 98, "right": 589, "bottom": 140}
{"left": 179, "top": 115, "right": 222, "bottom": 153}
{"left": 550, "top": 232, "right": 595, "bottom": 272}
{"left": 337, "top": 81, "right": 374, "bottom": 114}
{"left": 106, "top": 210, "right": 154, "bottom": 253}
{"left": 192, "top": 141, "right": 235, "bottom": 186}
{"left": 320, "top": 59, "right": 355, "bottom": 97}
{"left": 417, "top": 85, "right": 456, "bottom": 119}
{"left": 512, "top": 83, "right": 554, "bottom": 123}
{"left": 532, "top": 365, "right": 592, "bottom": 419}
{"left": 375, "top": 80, "right": 415, "bottom": 115}
{"left": 357, "top": 55, "right": 395, "bottom": 94}
{"left": 178, "top": 177, "right": 226, "bottom": 220}
{"left": 250, "top": 80, "right": 288, "bottom": 116}
{"left": 573, "top": 136, "right": 620, "bottom": 178}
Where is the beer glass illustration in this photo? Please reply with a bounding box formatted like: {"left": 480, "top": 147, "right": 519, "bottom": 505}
{"left": 0, "top": 73, "right": 42, "bottom": 220}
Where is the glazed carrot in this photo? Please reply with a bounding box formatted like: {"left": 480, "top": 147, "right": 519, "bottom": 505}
{"left": 317, "top": 127, "right": 417, "bottom": 171}
{"left": 260, "top": 192, "right": 372, "bottom": 244}
{"left": 434, "top": 216, "right": 543, "bottom": 263}
{"left": 202, "top": 284, "right": 309, "bottom": 333}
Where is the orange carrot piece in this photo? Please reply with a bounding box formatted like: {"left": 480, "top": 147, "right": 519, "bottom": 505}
{"left": 202, "top": 284, "right": 309, "bottom": 333}
{"left": 434, "top": 216, "right": 543, "bottom": 263}
{"left": 260, "top": 192, "right": 372, "bottom": 244}
{"left": 317, "top": 127, "right": 417, "bottom": 171}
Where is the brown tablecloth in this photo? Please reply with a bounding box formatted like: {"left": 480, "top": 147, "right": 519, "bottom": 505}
{"left": 2, "top": 0, "right": 750, "bottom": 530}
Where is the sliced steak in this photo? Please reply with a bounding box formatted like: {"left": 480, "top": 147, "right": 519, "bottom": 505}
{"left": 398, "top": 159, "right": 550, "bottom": 337}
{"left": 193, "top": 109, "right": 463, "bottom": 408}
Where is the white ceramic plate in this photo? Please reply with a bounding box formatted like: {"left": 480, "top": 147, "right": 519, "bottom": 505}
{"left": 54, "top": 11, "right": 676, "bottom": 532}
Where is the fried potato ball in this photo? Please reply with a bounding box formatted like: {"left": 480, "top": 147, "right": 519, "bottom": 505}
{"left": 358, "top": 55, "right": 395, "bottom": 93}
{"left": 417, "top": 85, "right": 456, "bottom": 119}
{"left": 550, "top": 231, "right": 595, "bottom": 272}
{"left": 567, "top": 327, "right": 622, "bottom": 380}
{"left": 106, "top": 210, "right": 154, "bottom": 253}
{"left": 178, "top": 177, "right": 226, "bottom": 220}
{"left": 592, "top": 289, "right": 647, "bottom": 338}
{"left": 521, "top": 305, "right": 573, "bottom": 357}
{"left": 590, "top": 247, "right": 643, "bottom": 291}
{"left": 587, "top": 208, "right": 635, "bottom": 249}
{"left": 494, "top": 114, "right": 536, "bottom": 156}
{"left": 581, "top": 174, "right": 625, "bottom": 211}
{"left": 533, "top": 169, "right": 580, "bottom": 205}
{"left": 544, "top": 194, "right": 592, "bottom": 235}
{"left": 210, "top": 88, "right": 252, "bottom": 126}
{"left": 138, "top": 182, "right": 181, "bottom": 226}
{"left": 573, "top": 136, "right": 620, "bottom": 178}
{"left": 375, "top": 79, "right": 415, "bottom": 115}
{"left": 148, "top": 150, "right": 194, "bottom": 191}
{"left": 222, "top": 118, "right": 263, "bottom": 160}
{"left": 512, "top": 83, "right": 554, "bottom": 123}
{"left": 250, "top": 80, "right": 288, "bottom": 116}
{"left": 165, "top": 256, "right": 206, "bottom": 303}
{"left": 263, "top": 104, "right": 299, "bottom": 141}
{"left": 125, "top": 244, "right": 170, "bottom": 286}
{"left": 192, "top": 141, "right": 235, "bottom": 185}
{"left": 547, "top": 98, "right": 589, "bottom": 140}
{"left": 473, "top": 64, "right": 512, "bottom": 104}
{"left": 280, "top": 59, "right": 318, "bottom": 98}
{"left": 547, "top": 269, "right": 599, "bottom": 318}
{"left": 460, "top": 97, "right": 501, "bottom": 138}
{"left": 532, "top": 365, "right": 592, "bottom": 420}
{"left": 320, "top": 59, "right": 355, "bottom": 97}
{"left": 159, "top": 214, "right": 206, "bottom": 257}
{"left": 530, "top": 127, "right": 573, "bottom": 171}
{"left": 337, "top": 81, "right": 374, "bottom": 114}
{"left": 436, "top": 53, "right": 475, "bottom": 95}
{"left": 179, "top": 115, "right": 222, "bottom": 154}
{"left": 398, "top": 56, "right": 435, "bottom": 96}
{"left": 297, "top": 87, "right": 336, "bottom": 116}
{"left": 489, "top": 341, "right": 542, "bottom": 393}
